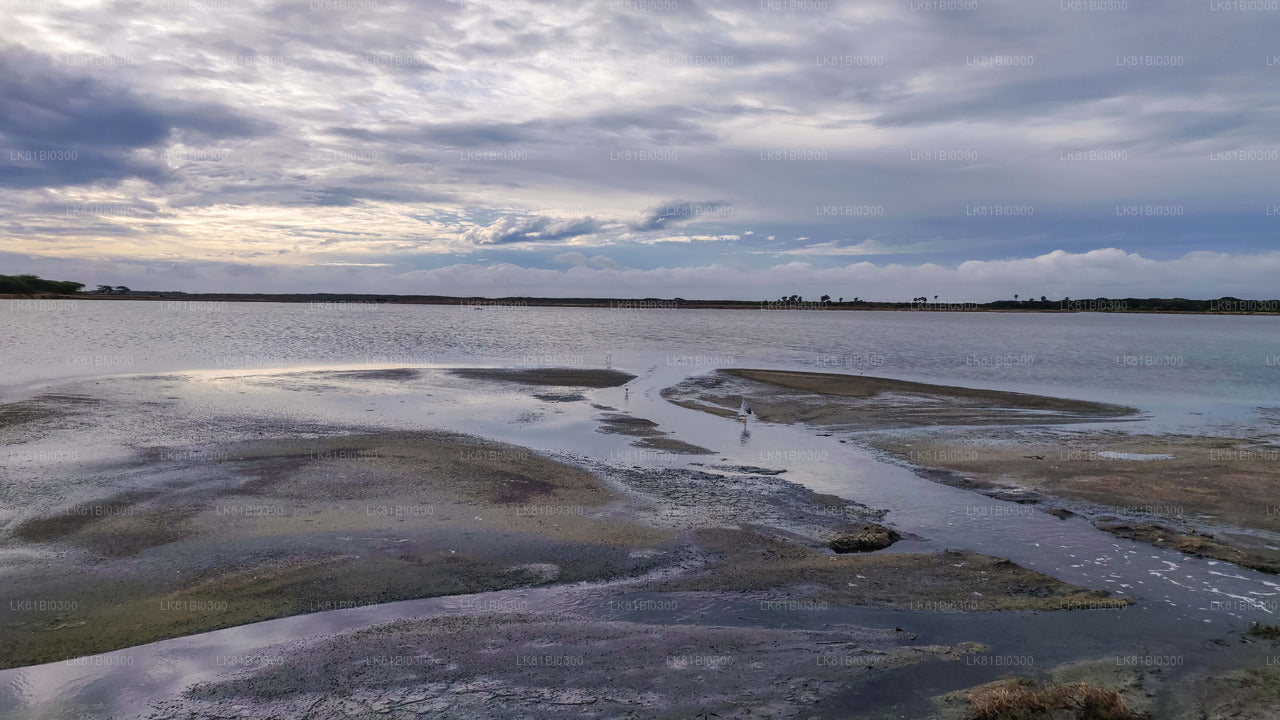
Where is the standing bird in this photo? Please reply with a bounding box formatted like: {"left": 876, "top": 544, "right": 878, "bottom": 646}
{"left": 737, "top": 398, "right": 753, "bottom": 425}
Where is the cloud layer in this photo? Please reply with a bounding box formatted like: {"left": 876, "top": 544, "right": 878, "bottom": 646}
{"left": 9, "top": 248, "right": 1278, "bottom": 302}
{"left": 1, "top": 0, "right": 1276, "bottom": 297}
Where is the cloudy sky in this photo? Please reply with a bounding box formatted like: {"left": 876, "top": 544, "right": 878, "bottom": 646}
{"left": 2, "top": 0, "right": 1277, "bottom": 299}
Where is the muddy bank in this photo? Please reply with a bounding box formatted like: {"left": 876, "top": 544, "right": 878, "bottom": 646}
{"left": 1173, "top": 664, "right": 1280, "bottom": 719}
{"left": 936, "top": 654, "right": 1280, "bottom": 720}
{"left": 648, "top": 528, "right": 1128, "bottom": 612}
{"left": 151, "top": 612, "right": 985, "bottom": 720}
{"left": 869, "top": 431, "right": 1280, "bottom": 573}
{"left": 450, "top": 367, "right": 636, "bottom": 388}
{"left": 663, "top": 369, "right": 1279, "bottom": 575}
{"left": 0, "top": 427, "right": 1125, "bottom": 670}
{"left": 662, "top": 368, "right": 1137, "bottom": 430}
{"left": 595, "top": 411, "right": 713, "bottom": 455}
{"left": 933, "top": 660, "right": 1157, "bottom": 720}
{"left": 0, "top": 431, "right": 674, "bottom": 669}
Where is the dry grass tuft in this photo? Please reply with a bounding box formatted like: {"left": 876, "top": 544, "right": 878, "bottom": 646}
{"left": 966, "top": 678, "right": 1147, "bottom": 720}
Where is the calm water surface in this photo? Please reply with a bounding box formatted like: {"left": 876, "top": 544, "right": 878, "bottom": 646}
{"left": 4, "top": 301, "right": 1277, "bottom": 424}
{"left": 1, "top": 302, "right": 1278, "bottom": 718}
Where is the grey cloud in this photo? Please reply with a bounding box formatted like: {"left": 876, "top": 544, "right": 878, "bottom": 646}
{"left": 632, "top": 200, "right": 734, "bottom": 231}
{"left": 0, "top": 47, "right": 269, "bottom": 189}
{"left": 462, "top": 214, "right": 605, "bottom": 244}
{"left": 554, "top": 251, "right": 622, "bottom": 269}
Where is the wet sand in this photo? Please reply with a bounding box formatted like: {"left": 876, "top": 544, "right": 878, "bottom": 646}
{"left": 934, "top": 654, "right": 1280, "bottom": 720}
{"left": 869, "top": 431, "right": 1280, "bottom": 573}
{"left": 0, "top": 367, "right": 1125, "bottom": 674}
{"left": 0, "top": 422, "right": 1108, "bottom": 671}
{"left": 648, "top": 528, "right": 1126, "bottom": 612}
{"left": 0, "top": 431, "right": 674, "bottom": 669}
{"left": 662, "top": 368, "right": 1137, "bottom": 430}
{"left": 13, "top": 364, "right": 1272, "bottom": 720}
{"left": 450, "top": 367, "right": 636, "bottom": 388}
{"left": 154, "top": 613, "right": 986, "bottom": 720}
{"left": 667, "top": 368, "right": 1280, "bottom": 574}
{"left": 595, "top": 412, "right": 714, "bottom": 454}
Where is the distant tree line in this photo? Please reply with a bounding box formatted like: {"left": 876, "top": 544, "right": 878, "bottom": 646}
{"left": 0, "top": 274, "right": 85, "bottom": 295}
{"left": 780, "top": 293, "right": 1279, "bottom": 312}
{"left": 1, "top": 274, "right": 1275, "bottom": 313}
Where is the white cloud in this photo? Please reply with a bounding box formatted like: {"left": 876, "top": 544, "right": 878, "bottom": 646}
{"left": 385, "top": 249, "right": 1280, "bottom": 301}
{"left": 15, "top": 248, "right": 1280, "bottom": 300}
{"left": 780, "top": 239, "right": 945, "bottom": 256}
{"left": 553, "top": 251, "right": 622, "bottom": 269}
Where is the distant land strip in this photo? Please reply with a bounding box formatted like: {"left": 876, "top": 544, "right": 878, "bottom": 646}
{"left": 4, "top": 293, "right": 1280, "bottom": 315}
{"left": 3, "top": 272, "right": 1278, "bottom": 314}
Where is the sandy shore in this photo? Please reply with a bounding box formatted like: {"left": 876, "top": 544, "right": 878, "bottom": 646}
{"left": 0, "top": 423, "right": 1113, "bottom": 671}
{"left": 157, "top": 614, "right": 988, "bottom": 719}
{"left": 869, "top": 430, "right": 1280, "bottom": 573}
{"left": 450, "top": 367, "right": 636, "bottom": 388}
{"left": 0, "top": 430, "right": 674, "bottom": 668}
{"left": 667, "top": 368, "right": 1280, "bottom": 574}
{"left": 662, "top": 368, "right": 1137, "bottom": 430}
{"left": 0, "top": 367, "right": 1127, "bottom": 674}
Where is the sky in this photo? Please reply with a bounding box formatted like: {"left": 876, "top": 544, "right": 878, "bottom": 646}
{"left": 1, "top": 0, "right": 1277, "bottom": 300}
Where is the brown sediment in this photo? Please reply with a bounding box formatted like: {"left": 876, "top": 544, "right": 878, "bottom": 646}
{"left": 941, "top": 677, "right": 1148, "bottom": 720}
{"left": 13, "top": 489, "right": 165, "bottom": 543}
{"left": 829, "top": 523, "right": 901, "bottom": 553}
{"left": 167, "top": 613, "right": 985, "bottom": 718}
{"left": 628, "top": 436, "right": 715, "bottom": 454}
{"left": 595, "top": 413, "right": 662, "bottom": 436}
{"left": 309, "top": 368, "right": 422, "bottom": 381}
{"left": 663, "top": 368, "right": 1279, "bottom": 574}
{"left": 0, "top": 431, "right": 674, "bottom": 669}
{"left": 0, "top": 392, "right": 101, "bottom": 433}
{"left": 0, "top": 422, "right": 1120, "bottom": 670}
{"left": 595, "top": 412, "right": 714, "bottom": 455}
{"left": 532, "top": 391, "right": 587, "bottom": 402}
{"left": 1172, "top": 664, "right": 1280, "bottom": 720}
{"left": 869, "top": 432, "right": 1280, "bottom": 573}
{"left": 946, "top": 656, "right": 1280, "bottom": 720}
{"left": 662, "top": 368, "right": 1137, "bottom": 431}
{"left": 932, "top": 657, "right": 1160, "bottom": 720}
{"left": 648, "top": 528, "right": 1129, "bottom": 612}
{"left": 869, "top": 433, "right": 1279, "bottom": 532}
{"left": 1093, "top": 519, "right": 1280, "bottom": 575}
{"left": 450, "top": 367, "right": 636, "bottom": 388}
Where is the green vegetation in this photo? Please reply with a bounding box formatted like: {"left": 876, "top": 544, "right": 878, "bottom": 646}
{"left": 0, "top": 274, "right": 84, "bottom": 295}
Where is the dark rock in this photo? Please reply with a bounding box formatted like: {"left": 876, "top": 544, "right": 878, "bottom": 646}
{"left": 829, "top": 523, "right": 901, "bottom": 553}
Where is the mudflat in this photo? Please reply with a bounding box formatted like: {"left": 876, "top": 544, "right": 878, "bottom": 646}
{"left": 870, "top": 431, "right": 1280, "bottom": 573}
{"left": 0, "top": 431, "right": 673, "bottom": 668}
{"left": 665, "top": 368, "right": 1280, "bottom": 575}
{"left": 662, "top": 368, "right": 1137, "bottom": 430}
{"left": 0, "top": 427, "right": 1116, "bottom": 670}
{"left": 450, "top": 367, "right": 637, "bottom": 387}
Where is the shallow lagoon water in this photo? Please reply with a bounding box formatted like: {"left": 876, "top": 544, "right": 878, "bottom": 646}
{"left": 1, "top": 303, "right": 1278, "bottom": 717}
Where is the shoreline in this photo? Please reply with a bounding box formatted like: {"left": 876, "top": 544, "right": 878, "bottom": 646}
{"left": 0, "top": 368, "right": 1124, "bottom": 672}
{"left": 668, "top": 368, "right": 1280, "bottom": 575}
{"left": 4, "top": 293, "right": 1280, "bottom": 315}
{"left": 2, "top": 364, "right": 1278, "bottom": 718}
